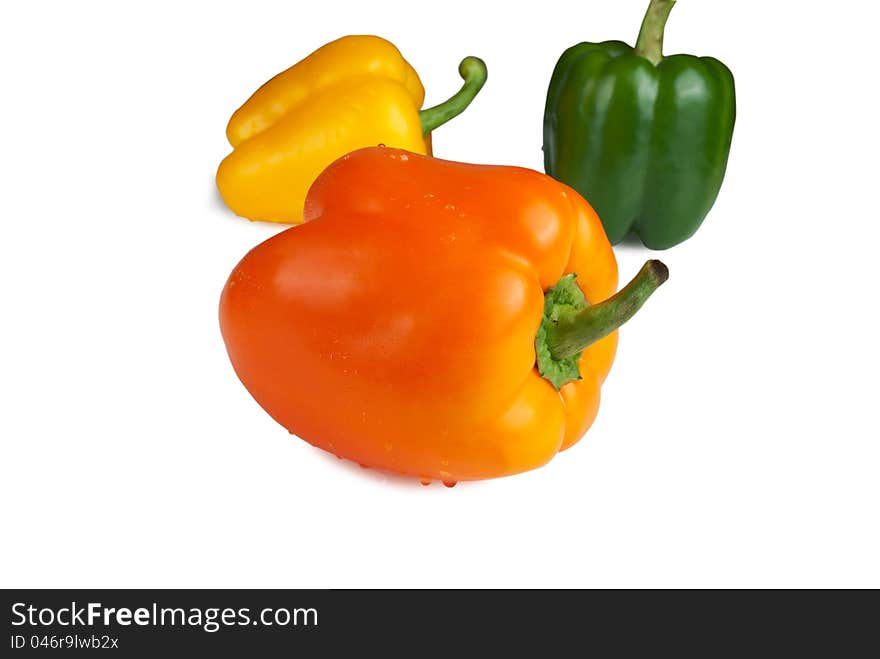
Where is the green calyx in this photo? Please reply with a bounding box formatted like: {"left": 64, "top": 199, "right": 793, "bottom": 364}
{"left": 419, "top": 57, "right": 488, "bottom": 135}
{"left": 535, "top": 274, "right": 589, "bottom": 390}
{"left": 535, "top": 261, "right": 669, "bottom": 390}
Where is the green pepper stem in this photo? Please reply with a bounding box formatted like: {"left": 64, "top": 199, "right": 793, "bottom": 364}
{"left": 635, "top": 0, "right": 676, "bottom": 65}
{"left": 419, "top": 57, "right": 487, "bottom": 135}
{"left": 546, "top": 261, "right": 669, "bottom": 360}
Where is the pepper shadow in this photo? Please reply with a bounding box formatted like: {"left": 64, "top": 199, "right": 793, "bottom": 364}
{"left": 309, "top": 445, "right": 478, "bottom": 491}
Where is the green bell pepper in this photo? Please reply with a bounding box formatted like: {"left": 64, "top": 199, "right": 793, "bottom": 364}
{"left": 543, "top": 0, "right": 736, "bottom": 249}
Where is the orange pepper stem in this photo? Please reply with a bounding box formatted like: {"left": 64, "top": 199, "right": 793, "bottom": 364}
{"left": 535, "top": 260, "right": 668, "bottom": 390}
{"left": 547, "top": 260, "right": 669, "bottom": 360}
{"left": 419, "top": 57, "right": 488, "bottom": 135}
{"left": 634, "top": 0, "right": 676, "bottom": 65}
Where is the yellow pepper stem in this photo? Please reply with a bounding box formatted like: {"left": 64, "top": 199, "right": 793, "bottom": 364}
{"left": 419, "top": 57, "right": 488, "bottom": 135}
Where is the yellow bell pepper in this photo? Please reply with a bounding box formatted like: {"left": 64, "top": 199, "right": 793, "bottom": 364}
{"left": 216, "top": 35, "right": 487, "bottom": 224}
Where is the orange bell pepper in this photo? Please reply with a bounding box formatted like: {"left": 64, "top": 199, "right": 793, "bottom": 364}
{"left": 219, "top": 147, "right": 667, "bottom": 484}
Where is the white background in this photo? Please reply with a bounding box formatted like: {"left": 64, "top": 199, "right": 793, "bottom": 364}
{"left": 1, "top": 0, "right": 878, "bottom": 588}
